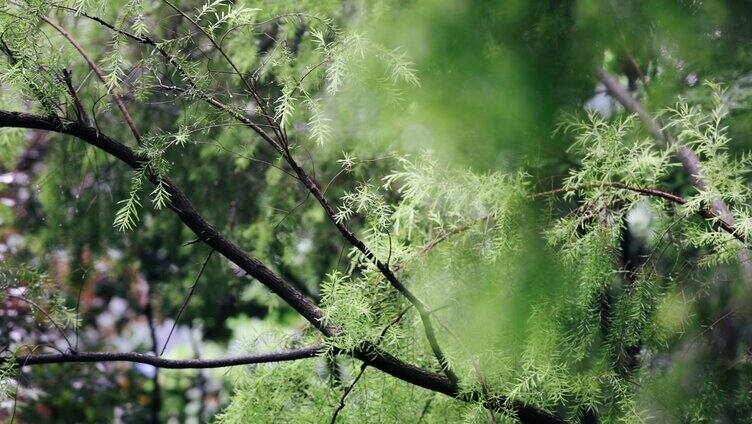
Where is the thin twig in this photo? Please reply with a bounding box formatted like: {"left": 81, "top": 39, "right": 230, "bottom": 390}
{"left": 144, "top": 287, "right": 161, "bottom": 423}
{"left": 74, "top": 281, "right": 84, "bottom": 352}
{"left": 330, "top": 306, "right": 412, "bottom": 423}
{"left": 61, "top": 68, "right": 87, "bottom": 122}
{"left": 9, "top": 346, "right": 38, "bottom": 424}
{"left": 8, "top": 295, "right": 74, "bottom": 352}
{"left": 161, "top": 249, "right": 215, "bottom": 355}
{"left": 42, "top": 16, "right": 143, "bottom": 145}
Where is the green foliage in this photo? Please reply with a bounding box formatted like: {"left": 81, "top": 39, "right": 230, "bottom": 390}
{"left": 0, "top": 262, "right": 78, "bottom": 332}
{"left": 3, "top": 0, "right": 752, "bottom": 422}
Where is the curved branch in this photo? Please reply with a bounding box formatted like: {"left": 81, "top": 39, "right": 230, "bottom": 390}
{"left": 597, "top": 68, "right": 752, "bottom": 281}
{"left": 534, "top": 182, "right": 746, "bottom": 244}
{"left": 54, "top": 7, "right": 458, "bottom": 387}
{"left": 0, "top": 110, "right": 563, "bottom": 423}
{"left": 0, "top": 109, "right": 330, "bottom": 335}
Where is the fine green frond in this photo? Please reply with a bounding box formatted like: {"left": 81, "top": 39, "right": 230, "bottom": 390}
{"left": 113, "top": 169, "right": 144, "bottom": 231}
{"left": 101, "top": 35, "right": 125, "bottom": 92}
{"left": 306, "top": 97, "right": 332, "bottom": 145}
{"left": 378, "top": 47, "right": 420, "bottom": 86}
{"left": 274, "top": 83, "right": 297, "bottom": 130}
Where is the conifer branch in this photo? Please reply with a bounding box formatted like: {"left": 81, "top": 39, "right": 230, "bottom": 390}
{"left": 159, "top": 0, "right": 284, "bottom": 142}
{"left": 55, "top": 7, "right": 283, "bottom": 153}
{"left": 0, "top": 110, "right": 564, "bottom": 423}
{"left": 597, "top": 68, "right": 752, "bottom": 281}
{"left": 535, "top": 182, "right": 746, "bottom": 244}
{"left": 63, "top": 7, "right": 460, "bottom": 386}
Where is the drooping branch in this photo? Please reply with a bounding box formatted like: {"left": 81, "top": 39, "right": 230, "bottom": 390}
{"left": 597, "top": 68, "right": 752, "bottom": 282}
{"left": 57, "top": 8, "right": 459, "bottom": 385}
{"left": 534, "top": 182, "right": 746, "bottom": 244}
{"left": 0, "top": 110, "right": 564, "bottom": 423}
{"left": 0, "top": 109, "right": 330, "bottom": 335}
{"left": 9, "top": 346, "right": 324, "bottom": 369}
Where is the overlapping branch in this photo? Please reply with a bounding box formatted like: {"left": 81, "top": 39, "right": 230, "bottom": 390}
{"left": 41, "top": 16, "right": 142, "bottom": 145}
{"left": 58, "top": 5, "right": 459, "bottom": 386}
{"left": 597, "top": 69, "right": 752, "bottom": 281}
{"left": 0, "top": 110, "right": 563, "bottom": 423}
{"left": 534, "top": 182, "right": 746, "bottom": 244}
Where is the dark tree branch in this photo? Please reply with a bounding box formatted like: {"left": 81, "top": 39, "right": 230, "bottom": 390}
{"left": 597, "top": 68, "right": 752, "bottom": 282}
{"left": 63, "top": 7, "right": 458, "bottom": 386}
{"left": 535, "top": 182, "right": 747, "bottom": 244}
{"left": 143, "top": 290, "right": 161, "bottom": 424}
{"left": 283, "top": 150, "right": 459, "bottom": 384}
{"left": 61, "top": 68, "right": 86, "bottom": 123}
{"left": 52, "top": 7, "right": 457, "bottom": 385}
{"left": 0, "top": 110, "right": 331, "bottom": 336}
{"left": 9, "top": 346, "right": 324, "bottom": 368}
{"left": 0, "top": 110, "right": 563, "bottom": 423}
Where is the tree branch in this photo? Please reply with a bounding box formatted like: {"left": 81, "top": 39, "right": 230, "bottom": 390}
{"left": 159, "top": 0, "right": 283, "bottom": 142}
{"left": 52, "top": 9, "right": 456, "bottom": 380}
{"left": 0, "top": 109, "right": 330, "bottom": 335}
{"left": 42, "top": 16, "right": 143, "bottom": 145}
{"left": 63, "top": 7, "right": 459, "bottom": 386}
{"left": 61, "top": 68, "right": 86, "bottom": 123}
{"left": 283, "top": 152, "right": 459, "bottom": 385}
{"left": 161, "top": 249, "right": 214, "bottom": 355}
{"left": 9, "top": 346, "right": 324, "bottom": 369}
{"left": 534, "top": 181, "right": 746, "bottom": 244}
{"left": 0, "top": 110, "right": 563, "bottom": 423}
{"left": 597, "top": 68, "right": 752, "bottom": 281}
